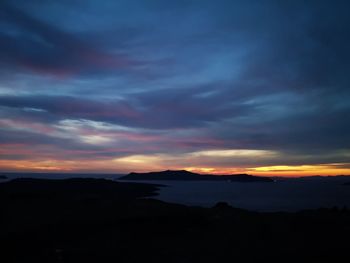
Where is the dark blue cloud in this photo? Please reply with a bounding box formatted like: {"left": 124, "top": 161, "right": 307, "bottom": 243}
{"left": 0, "top": 2, "right": 141, "bottom": 77}
{"left": 0, "top": 0, "right": 350, "bottom": 172}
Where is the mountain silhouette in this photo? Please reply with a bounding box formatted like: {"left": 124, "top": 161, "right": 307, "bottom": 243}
{"left": 119, "top": 170, "right": 273, "bottom": 182}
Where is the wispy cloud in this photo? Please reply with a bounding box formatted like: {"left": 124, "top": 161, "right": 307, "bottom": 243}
{"left": 0, "top": 0, "right": 349, "bottom": 175}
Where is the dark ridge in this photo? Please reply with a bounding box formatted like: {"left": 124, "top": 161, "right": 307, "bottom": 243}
{"left": 0, "top": 175, "right": 7, "bottom": 179}
{"left": 119, "top": 169, "right": 273, "bottom": 182}
{"left": 1, "top": 177, "right": 350, "bottom": 263}
{"left": 0, "top": 177, "right": 160, "bottom": 200}
{"left": 0, "top": 172, "right": 123, "bottom": 178}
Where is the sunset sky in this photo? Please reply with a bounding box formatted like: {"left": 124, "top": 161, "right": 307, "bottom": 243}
{"left": 0, "top": 0, "right": 349, "bottom": 176}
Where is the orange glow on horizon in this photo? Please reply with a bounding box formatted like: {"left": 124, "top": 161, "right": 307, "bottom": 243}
{"left": 1, "top": 159, "right": 350, "bottom": 177}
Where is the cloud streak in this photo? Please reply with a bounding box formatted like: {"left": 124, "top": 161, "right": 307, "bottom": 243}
{"left": 0, "top": 2, "right": 140, "bottom": 78}
{"left": 0, "top": 0, "right": 349, "bottom": 175}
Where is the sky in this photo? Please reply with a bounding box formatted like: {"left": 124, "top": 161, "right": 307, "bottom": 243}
{"left": 0, "top": 0, "right": 350, "bottom": 176}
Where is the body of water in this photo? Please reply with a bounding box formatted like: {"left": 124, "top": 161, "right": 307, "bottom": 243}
{"left": 2, "top": 173, "right": 350, "bottom": 212}
{"left": 122, "top": 177, "right": 350, "bottom": 212}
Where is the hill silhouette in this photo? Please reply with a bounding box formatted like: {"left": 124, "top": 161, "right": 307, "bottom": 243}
{"left": 119, "top": 169, "right": 273, "bottom": 182}
{"left": 0, "top": 177, "right": 159, "bottom": 200}
{"left": 1, "top": 177, "right": 349, "bottom": 263}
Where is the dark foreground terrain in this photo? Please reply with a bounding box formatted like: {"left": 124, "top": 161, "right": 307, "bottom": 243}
{"left": 1, "top": 178, "right": 349, "bottom": 263}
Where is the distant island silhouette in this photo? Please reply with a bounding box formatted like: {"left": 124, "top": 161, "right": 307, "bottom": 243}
{"left": 119, "top": 169, "right": 273, "bottom": 182}
{"left": 0, "top": 175, "right": 7, "bottom": 180}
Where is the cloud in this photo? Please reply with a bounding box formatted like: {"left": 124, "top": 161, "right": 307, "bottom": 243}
{"left": 0, "top": 0, "right": 349, "bottom": 174}
{"left": 0, "top": 2, "right": 140, "bottom": 77}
